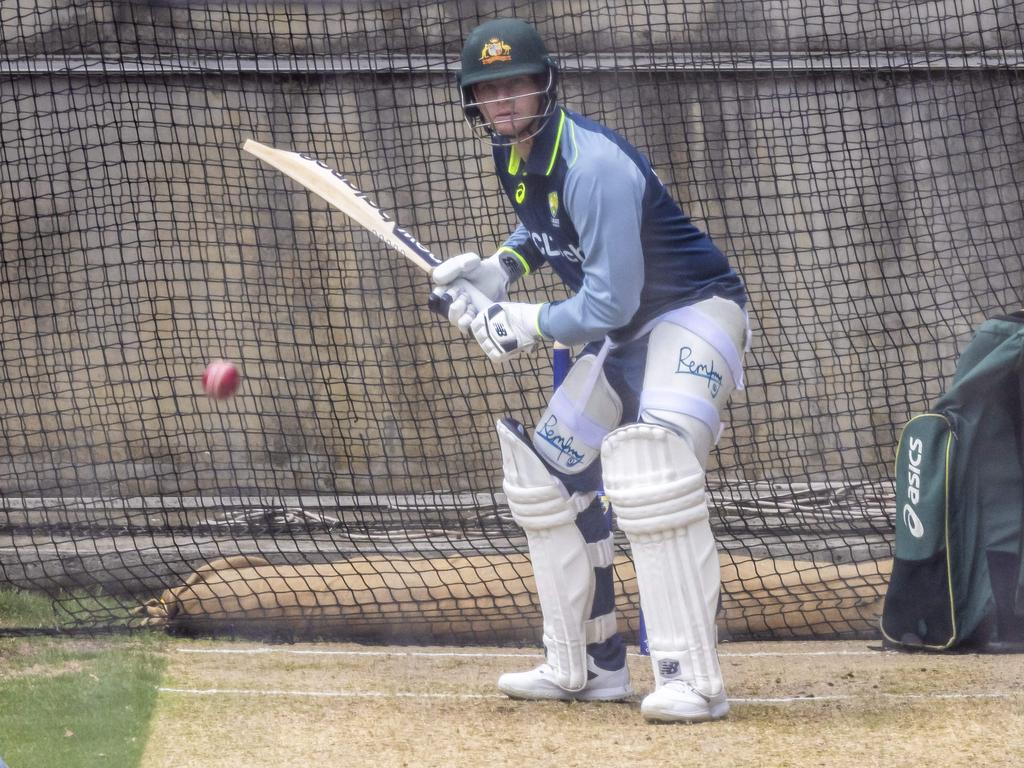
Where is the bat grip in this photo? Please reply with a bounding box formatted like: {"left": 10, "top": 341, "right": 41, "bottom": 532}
{"left": 427, "top": 279, "right": 496, "bottom": 320}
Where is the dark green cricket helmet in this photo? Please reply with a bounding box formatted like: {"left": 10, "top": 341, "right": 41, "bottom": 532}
{"left": 457, "top": 18, "right": 559, "bottom": 138}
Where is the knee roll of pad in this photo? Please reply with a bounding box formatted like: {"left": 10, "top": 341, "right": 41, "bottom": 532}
{"left": 497, "top": 418, "right": 596, "bottom": 528}
{"left": 601, "top": 423, "right": 708, "bottom": 535}
{"left": 532, "top": 354, "right": 622, "bottom": 476}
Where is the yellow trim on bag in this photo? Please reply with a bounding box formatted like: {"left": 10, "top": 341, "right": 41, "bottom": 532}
{"left": 879, "top": 412, "right": 959, "bottom": 651}
{"left": 941, "top": 425, "right": 957, "bottom": 648}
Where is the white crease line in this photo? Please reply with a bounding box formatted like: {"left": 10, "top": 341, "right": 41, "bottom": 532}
{"left": 157, "top": 687, "right": 1021, "bottom": 704}
{"left": 719, "top": 650, "right": 878, "bottom": 657}
{"left": 177, "top": 648, "right": 539, "bottom": 658}
{"left": 882, "top": 692, "right": 1017, "bottom": 700}
{"left": 176, "top": 647, "right": 880, "bottom": 659}
{"left": 159, "top": 687, "right": 503, "bottom": 700}
{"left": 738, "top": 692, "right": 1020, "bottom": 703}
{"left": 735, "top": 695, "right": 851, "bottom": 703}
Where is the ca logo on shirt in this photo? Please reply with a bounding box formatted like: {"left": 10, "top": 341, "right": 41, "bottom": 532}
{"left": 548, "top": 191, "right": 560, "bottom": 227}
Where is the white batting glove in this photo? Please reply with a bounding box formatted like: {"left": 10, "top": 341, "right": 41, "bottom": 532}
{"left": 470, "top": 302, "right": 545, "bottom": 363}
{"left": 431, "top": 252, "right": 510, "bottom": 334}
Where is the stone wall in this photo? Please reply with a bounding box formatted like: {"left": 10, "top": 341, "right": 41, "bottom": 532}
{"left": 1, "top": 0, "right": 1022, "bottom": 495}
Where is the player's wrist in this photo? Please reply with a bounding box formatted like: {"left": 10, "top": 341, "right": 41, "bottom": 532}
{"left": 490, "top": 247, "right": 529, "bottom": 284}
{"left": 477, "top": 252, "right": 511, "bottom": 299}
{"left": 533, "top": 302, "right": 552, "bottom": 341}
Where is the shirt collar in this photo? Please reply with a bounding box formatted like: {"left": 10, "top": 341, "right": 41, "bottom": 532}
{"left": 507, "top": 107, "right": 567, "bottom": 177}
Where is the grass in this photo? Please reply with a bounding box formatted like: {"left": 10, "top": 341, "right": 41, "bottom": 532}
{"left": 0, "top": 586, "right": 134, "bottom": 631}
{"left": 0, "top": 588, "right": 168, "bottom": 768}
{"left": 0, "top": 586, "right": 62, "bottom": 629}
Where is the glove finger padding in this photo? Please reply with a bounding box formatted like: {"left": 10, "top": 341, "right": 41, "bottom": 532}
{"left": 433, "top": 251, "right": 510, "bottom": 304}
{"left": 432, "top": 251, "right": 482, "bottom": 286}
{"left": 446, "top": 291, "right": 479, "bottom": 334}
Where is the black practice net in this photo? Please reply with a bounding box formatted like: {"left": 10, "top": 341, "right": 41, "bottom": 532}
{"left": 1, "top": 1, "right": 1022, "bottom": 640}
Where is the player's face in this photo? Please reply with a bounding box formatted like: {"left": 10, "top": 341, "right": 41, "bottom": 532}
{"left": 473, "top": 76, "right": 544, "bottom": 138}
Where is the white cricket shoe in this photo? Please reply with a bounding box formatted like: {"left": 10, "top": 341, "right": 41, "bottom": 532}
{"left": 498, "top": 661, "right": 633, "bottom": 701}
{"left": 640, "top": 680, "right": 730, "bottom": 722}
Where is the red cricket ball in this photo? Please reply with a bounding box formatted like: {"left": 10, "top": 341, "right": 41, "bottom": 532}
{"left": 202, "top": 359, "right": 241, "bottom": 400}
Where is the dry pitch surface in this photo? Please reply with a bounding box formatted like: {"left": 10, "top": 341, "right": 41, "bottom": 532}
{"left": 142, "top": 639, "right": 1024, "bottom": 768}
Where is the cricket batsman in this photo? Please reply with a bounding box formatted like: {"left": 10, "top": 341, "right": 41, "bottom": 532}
{"left": 433, "top": 17, "right": 750, "bottom": 723}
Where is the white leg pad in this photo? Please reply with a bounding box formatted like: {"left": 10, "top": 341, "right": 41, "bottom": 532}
{"left": 601, "top": 422, "right": 724, "bottom": 696}
{"left": 497, "top": 419, "right": 598, "bottom": 692}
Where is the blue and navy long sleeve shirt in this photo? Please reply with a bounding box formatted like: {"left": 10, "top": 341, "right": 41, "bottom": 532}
{"left": 492, "top": 107, "right": 746, "bottom": 345}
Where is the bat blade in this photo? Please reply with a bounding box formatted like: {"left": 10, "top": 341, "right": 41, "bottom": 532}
{"left": 242, "top": 139, "right": 439, "bottom": 274}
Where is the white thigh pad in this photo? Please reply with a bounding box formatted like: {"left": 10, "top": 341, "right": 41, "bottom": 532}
{"left": 640, "top": 297, "right": 748, "bottom": 466}
{"left": 497, "top": 419, "right": 599, "bottom": 691}
{"left": 532, "top": 354, "right": 622, "bottom": 475}
{"left": 601, "top": 423, "right": 724, "bottom": 696}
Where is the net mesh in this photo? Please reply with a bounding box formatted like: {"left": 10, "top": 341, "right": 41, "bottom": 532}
{"left": 1, "top": 1, "right": 1022, "bottom": 639}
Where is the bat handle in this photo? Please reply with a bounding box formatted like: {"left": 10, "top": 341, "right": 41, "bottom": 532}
{"left": 427, "top": 279, "right": 496, "bottom": 320}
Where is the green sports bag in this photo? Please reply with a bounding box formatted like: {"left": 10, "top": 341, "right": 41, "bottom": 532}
{"left": 881, "top": 312, "right": 1024, "bottom": 651}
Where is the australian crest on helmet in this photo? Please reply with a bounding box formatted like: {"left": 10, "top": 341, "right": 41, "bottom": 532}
{"left": 480, "top": 37, "right": 512, "bottom": 65}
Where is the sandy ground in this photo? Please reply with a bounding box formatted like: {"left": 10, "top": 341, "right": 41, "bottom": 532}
{"left": 140, "top": 638, "right": 1024, "bottom": 768}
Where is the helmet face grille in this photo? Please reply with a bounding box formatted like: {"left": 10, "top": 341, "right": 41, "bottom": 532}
{"left": 460, "top": 68, "right": 559, "bottom": 145}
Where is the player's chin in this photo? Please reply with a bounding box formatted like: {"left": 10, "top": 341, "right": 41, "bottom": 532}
{"left": 490, "top": 117, "right": 526, "bottom": 136}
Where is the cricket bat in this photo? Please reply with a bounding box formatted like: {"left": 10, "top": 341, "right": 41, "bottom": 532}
{"left": 241, "top": 139, "right": 491, "bottom": 317}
